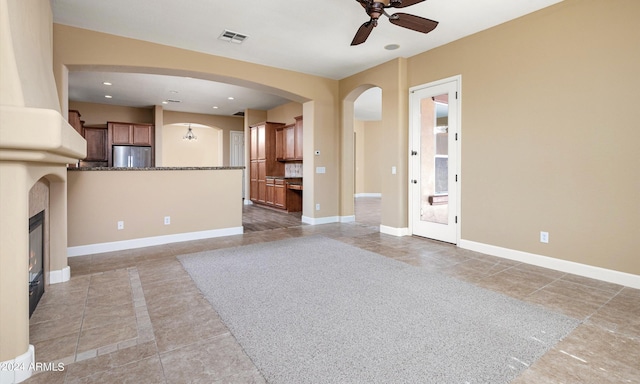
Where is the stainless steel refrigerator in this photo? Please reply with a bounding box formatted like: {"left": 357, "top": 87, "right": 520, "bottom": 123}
{"left": 113, "top": 145, "right": 152, "bottom": 168}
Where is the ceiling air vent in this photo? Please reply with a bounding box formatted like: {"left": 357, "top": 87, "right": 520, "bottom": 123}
{"left": 233, "top": 111, "right": 245, "bottom": 117}
{"left": 166, "top": 99, "right": 181, "bottom": 103}
{"left": 219, "top": 30, "right": 248, "bottom": 44}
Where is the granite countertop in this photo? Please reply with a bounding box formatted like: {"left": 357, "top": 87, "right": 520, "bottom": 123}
{"left": 266, "top": 175, "right": 303, "bottom": 179}
{"left": 68, "top": 166, "right": 245, "bottom": 171}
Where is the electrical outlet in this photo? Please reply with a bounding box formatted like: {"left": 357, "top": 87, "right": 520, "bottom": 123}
{"left": 540, "top": 231, "right": 549, "bottom": 243}
{"left": 315, "top": 203, "right": 320, "bottom": 211}
{"left": 117, "top": 221, "right": 124, "bottom": 230}
{"left": 164, "top": 216, "right": 171, "bottom": 225}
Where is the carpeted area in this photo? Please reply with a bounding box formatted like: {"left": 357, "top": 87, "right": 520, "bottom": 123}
{"left": 179, "top": 236, "right": 580, "bottom": 384}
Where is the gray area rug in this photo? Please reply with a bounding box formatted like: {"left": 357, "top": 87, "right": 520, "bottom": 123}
{"left": 179, "top": 236, "right": 580, "bottom": 384}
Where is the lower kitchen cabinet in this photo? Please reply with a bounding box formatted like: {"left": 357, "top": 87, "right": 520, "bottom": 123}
{"left": 274, "top": 179, "right": 286, "bottom": 208}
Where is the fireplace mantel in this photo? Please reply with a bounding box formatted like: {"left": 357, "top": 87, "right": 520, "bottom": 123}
{"left": 0, "top": 105, "right": 86, "bottom": 163}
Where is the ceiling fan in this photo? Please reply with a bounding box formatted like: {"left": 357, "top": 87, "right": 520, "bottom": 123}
{"left": 351, "top": 0, "right": 439, "bottom": 46}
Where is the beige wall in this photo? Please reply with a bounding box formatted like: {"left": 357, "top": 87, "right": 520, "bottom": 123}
{"left": 405, "top": 0, "right": 640, "bottom": 274}
{"left": 267, "top": 101, "right": 303, "bottom": 125}
{"left": 354, "top": 120, "right": 383, "bottom": 195}
{"left": 68, "top": 100, "right": 154, "bottom": 126}
{"left": 67, "top": 169, "right": 242, "bottom": 247}
{"left": 162, "top": 123, "right": 222, "bottom": 167}
{"left": 163, "top": 110, "right": 243, "bottom": 166}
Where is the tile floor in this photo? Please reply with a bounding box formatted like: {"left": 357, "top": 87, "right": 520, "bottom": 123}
{"left": 25, "top": 198, "right": 639, "bottom": 383}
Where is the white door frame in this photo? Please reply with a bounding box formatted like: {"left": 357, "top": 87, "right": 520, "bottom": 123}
{"left": 408, "top": 75, "right": 462, "bottom": 244}
{"left": 230, "top": 130, "right": 245, "bottom": 198}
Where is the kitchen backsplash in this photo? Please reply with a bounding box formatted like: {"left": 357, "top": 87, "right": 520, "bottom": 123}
{"left": 285, "top": 163, "right": 303, "bottom": 177}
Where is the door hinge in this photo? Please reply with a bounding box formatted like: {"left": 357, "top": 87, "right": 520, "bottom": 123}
{"left": 411, "top": 150, "right": 418, "bottom": 156}
{"left": 455, "top": 174, "right": 458, "bottom": 182}
{"left": 455, "top": 133, "right": 458, "bottom": 141}
{"left": 455, "top": 91, "right": 458, "bottom": 99}
{"left": 455, "top": 216, "right": 458, "bottom": 224}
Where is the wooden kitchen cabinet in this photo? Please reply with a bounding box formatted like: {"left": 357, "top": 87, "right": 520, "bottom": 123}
{"left": 284, "top": 124, "right": 295, "bottom": 160}
{"left": 274, "top": 179, "right": 286, "bottom": 208}
{"left": 294, "top": 115, "right": 303, "bottom": 160}
{"left": 83, "top": 127, "right": 107, "bottom": 162}
{"left": 68, "top": 110, "right": 84, "bottom": 136}
{"left": 275, "top": 127, "right": 284, "bottom": 160}
{"left": 250, "top": 126, "right": 259, "bottom": 160}
{"left": 276, "top": 116, "right": 303, "bottom": 161}
{"left": 108, "top": 122, "right": 154, "bottom": 145}
{"left": 249, "top": 122, "right": 284, "bottom": 203}
{"left": 266, "top": 178, "right": 275, "bottom": 205}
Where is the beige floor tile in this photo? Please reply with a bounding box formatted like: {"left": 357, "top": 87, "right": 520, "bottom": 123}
{"left": 76, "top": 319, "right": 138, "bottom": 353}
{"left": 32, "top": 332, "right": 78, "bottom": 363}
{"left": 67, "top": 355, "right": 164, "bottom": 384}
{"left": 160, "top": 333, "right": 257, "bottom": 383}
{"left": 29, "top": 316, "right": 83, "bottom": 344}
{"left": 63, "top": 341, "right": 158, "bottom": 383}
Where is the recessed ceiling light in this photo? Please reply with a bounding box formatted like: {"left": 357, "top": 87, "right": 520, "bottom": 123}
{"left": 104, "top": 95, "right": 112, "bottom": 99}
{"left": 384, "top": 44, "right": 400, "bottom": 50}
{"left": 102, "top": 81, "right": 112, "bottom": 86}
{"left": 169, "top": 90, "right": 179, "bottom": 94}
{"left": 227, "top": 97, "right": 234, "bottom": 100}
{"left": 162, "top": 101, "right": 168, "bottom": 104}
{"left": 212, "top": 106, "right": 219, "bottom": 109}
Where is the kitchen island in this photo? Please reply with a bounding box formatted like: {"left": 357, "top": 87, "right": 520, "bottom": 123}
{"left": 67, "top": 166, "right": 243, "bottom": 256}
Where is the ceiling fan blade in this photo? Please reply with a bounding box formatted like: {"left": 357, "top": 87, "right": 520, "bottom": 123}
{"left": 351, "top": 20, "right": 375, "bottom": 46}
{"left": 388, "top": 0, "right": 425, "bottom": 8}
{"left": 389, "top": 12, "right": 438, "bottom": 34}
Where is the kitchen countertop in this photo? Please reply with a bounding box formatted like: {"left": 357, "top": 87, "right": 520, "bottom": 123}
{"left": 68, "top": 166, "right": 244, "bottom": 171}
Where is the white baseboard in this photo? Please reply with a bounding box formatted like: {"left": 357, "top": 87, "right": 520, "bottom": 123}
{"left": 380, "top": 225, "right": 410, "bottom": 237}
{"left": 301, "top": 216, "right": 340, "bottom": 225}
{"left": 459, "top": 239, "right": 640, "bottom": 289}
{"left": 67, "top": 227, "right": 244, "bottom": 257}
{"left": 340, "top": 215, "right": 356, "bottom": 223}
{"left": 243, "top": 199, "right": 253, "bottom": 205}
{"left": 354, "top": 193, "right": 382, "bottom": 198}
{"left": 0, "top": 345, "right": 34, "bottom": 383}
{"left": 48, "top": 266, "right": 70, "bottom": 284}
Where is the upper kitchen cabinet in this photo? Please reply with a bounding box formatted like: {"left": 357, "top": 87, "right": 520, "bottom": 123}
{"left": 83, "top": 127, "right": 108, "bottom": 164}
{"left": 68, "top": 110, "right": 84, "bottom": 136}
{"left": 108, "top": 122, "right": 154, "bottom": 146}
{"left": 293, "top": 115, "right": 303, "bottom": 160}
{"left": 276, "top": 115, "right": 303, "bottom": 161}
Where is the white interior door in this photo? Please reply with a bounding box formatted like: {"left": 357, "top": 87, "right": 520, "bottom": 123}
{"left": 230, "top": 131, "right": 245, "bottom": 197}
{"left": 409, "top": 76, "right": 460, "bottom": 243}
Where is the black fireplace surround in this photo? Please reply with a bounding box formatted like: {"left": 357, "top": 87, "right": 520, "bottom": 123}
{"left": 29, "top": 210, "right": 45, "bottom": 318}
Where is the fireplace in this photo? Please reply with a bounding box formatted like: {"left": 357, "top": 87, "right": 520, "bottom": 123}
{"left": 29, "top": 210, "right": 45, "bottom": 318}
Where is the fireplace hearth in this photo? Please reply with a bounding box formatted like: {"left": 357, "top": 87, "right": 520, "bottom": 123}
{"left": 29, "top": 210, "right": 45, "bottom": 318}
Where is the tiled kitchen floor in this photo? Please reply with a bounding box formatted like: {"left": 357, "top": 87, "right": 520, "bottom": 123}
{"left": 25, "top": 200, "right": 639, "bottom": 383}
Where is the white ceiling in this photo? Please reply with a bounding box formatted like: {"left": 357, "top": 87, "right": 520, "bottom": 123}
{"left": 53, "top": 0, "right": 563, "bottom": 119}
